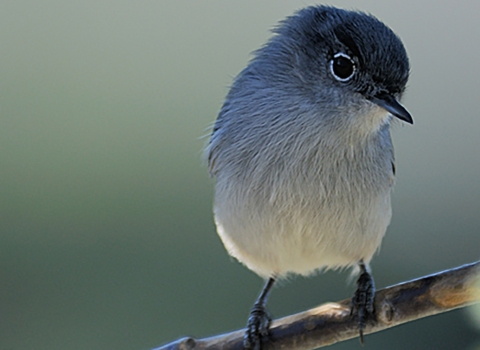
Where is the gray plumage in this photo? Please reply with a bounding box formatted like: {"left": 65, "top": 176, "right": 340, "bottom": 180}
{"left": 207, "top": 6, "right": 411, "bottom": 279}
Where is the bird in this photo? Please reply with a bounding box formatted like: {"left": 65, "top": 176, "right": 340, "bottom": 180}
{"left": 206, "top": 5, "right": 412, "bottom": 349}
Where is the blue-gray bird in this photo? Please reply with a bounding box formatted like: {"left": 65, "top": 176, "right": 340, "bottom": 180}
{"left": 206, "top": 5, "right": 412, "bottom": 349}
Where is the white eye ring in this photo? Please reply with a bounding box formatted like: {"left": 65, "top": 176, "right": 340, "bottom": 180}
{"left": 330, "top": 52, "right": 356, "bottom": 82}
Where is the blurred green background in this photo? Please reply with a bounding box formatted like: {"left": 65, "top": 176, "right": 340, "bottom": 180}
{"left": 1, "top": 1, "right": 479, "bottom": 349}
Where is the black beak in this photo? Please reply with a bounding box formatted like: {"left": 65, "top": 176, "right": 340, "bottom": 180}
{"left": 371, "top": 93, "right": 413, "bottom": 124}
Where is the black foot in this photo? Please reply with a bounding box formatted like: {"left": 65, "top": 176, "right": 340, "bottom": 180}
{"left": 351, "top": 264, "right": 376, "bottom": 345}
{"left": 244, "top": 303, "right": 271, "bottom": 350}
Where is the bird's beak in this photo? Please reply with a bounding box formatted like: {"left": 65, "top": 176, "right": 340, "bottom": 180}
{"left": 371, "top": 93, "right": 413, "bottom": 124}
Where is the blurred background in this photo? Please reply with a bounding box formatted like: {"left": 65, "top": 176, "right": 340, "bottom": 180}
{"left": 1, "top": 1, "right": 479, "bottom": 349}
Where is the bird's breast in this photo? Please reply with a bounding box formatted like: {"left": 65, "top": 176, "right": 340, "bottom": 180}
{"left": 213, "top": 135, "right": 394, "bottom": 277}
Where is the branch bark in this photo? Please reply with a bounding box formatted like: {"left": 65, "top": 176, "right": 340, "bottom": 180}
{"left": 156, "top": 261, "right": 480, "bottom": 350}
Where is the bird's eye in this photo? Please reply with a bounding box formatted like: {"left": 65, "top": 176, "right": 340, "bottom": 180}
{"left": 330, "top": 53, "right": 356, "bottom": 82}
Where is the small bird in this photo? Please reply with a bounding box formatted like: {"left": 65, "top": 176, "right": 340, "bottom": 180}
{"left": 206, "top": 5, "right": 412, "bottom": 349}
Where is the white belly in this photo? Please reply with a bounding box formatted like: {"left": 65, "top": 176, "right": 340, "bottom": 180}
{"left": 213, "top": 173, "right": 392, "bottom": 278}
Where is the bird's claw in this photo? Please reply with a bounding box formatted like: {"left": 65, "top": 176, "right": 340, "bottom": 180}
{"left": 244, "top": 304, "right": 271, "bottom": 350}
{"left": 351, "top": 269, "right": 376, "bottom": 345}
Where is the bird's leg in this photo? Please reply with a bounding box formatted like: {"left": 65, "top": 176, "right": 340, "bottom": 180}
{"left": 244, "top": 277, "right": 276, "bottom": 350}
{"left": 351, "top": 261, "right": 376, "bottom": 345}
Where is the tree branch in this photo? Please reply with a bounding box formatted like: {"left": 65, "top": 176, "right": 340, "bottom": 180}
{"left": 155, "top": 261, "right": 480, "bottom": 350}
